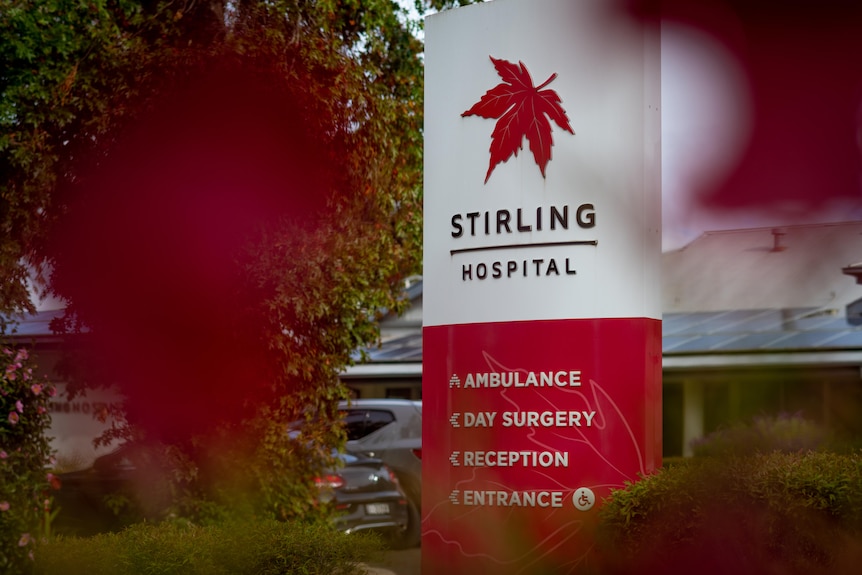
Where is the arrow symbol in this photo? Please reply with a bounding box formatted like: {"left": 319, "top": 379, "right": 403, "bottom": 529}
{"left": 449, "top": 413, "right": 461, "bottom": 427}
{"left": 449, "top": 451, "right": 460, "bottom": 466}
{"left": 449, "top": 374, "right": 461, "bottom": 389}
{"left": 449, "top": 490, "right": 460, "bottom": 505}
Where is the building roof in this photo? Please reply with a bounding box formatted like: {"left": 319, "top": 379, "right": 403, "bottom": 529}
{"left": 0, "top": 309, "right": 65, "bottom": 342}
{"left": 663, "top": 221, "right": 862, "bottom": 313}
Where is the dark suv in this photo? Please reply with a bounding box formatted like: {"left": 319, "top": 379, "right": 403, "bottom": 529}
{"left": 339, "top": 399, "right": 422, "bottom": 548}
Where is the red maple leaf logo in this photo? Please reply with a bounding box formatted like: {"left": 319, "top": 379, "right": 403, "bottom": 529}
{"left": 463, "top": 56, "right": 575, "bottom": 183}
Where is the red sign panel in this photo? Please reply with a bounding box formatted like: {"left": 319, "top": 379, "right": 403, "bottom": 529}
{"left": 422, "top": 318, "right": 661, "bottom": 573}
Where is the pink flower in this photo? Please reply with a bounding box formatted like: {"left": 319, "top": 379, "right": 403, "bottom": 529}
{"left": 0, "top": 501, "right": 9, "bottom": 512}
{"left": 31, "top": 383, "right": 42, "bottom": 395}
{"left": 18, "top": 533, "right": 30, "bottom": 547}
{"left": 47, "top": 472, "right": 61, "bottom": 489}
{"left": 8, "top": 412, "right": 19, "bottom": 425}
{"left": 0, "top": 450, "right": 7, "bottom": 459}
{"left": 15, "top": 349, "right": 28, "bottom": 362}
{"left": 15, "top": 400, "right": 23, "bottom": 413}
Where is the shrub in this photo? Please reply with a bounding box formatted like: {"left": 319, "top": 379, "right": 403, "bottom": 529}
{"left": 1, "top": 347, "right": 58, "bottom": 573}
{"left": 597, "top": 451, "right": 862, "bottom": 575}
{"left": 690, "top": 413, "right": 829, "bottom": 457}
{"left": 35, "top": 516, "right": 383, "bottom": 575}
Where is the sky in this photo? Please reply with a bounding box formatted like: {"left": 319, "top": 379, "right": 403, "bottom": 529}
{"left": 661, "top": 21, "right": 753, "bottom": 250}
{"left": 660, "top": 19, "right": 862, "bottom": 251}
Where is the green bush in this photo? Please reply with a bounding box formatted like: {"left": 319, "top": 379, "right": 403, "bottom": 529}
{"left": 597, "top": 452, "right": 862, "bottom": 574}
{"left": 35, "top": 517, "right": 383, "bottom": 575}
{"left": 1, "top": 347, "right": 58, "bottom": 573}
{"left": 691, "top": 413, "right": 830, "bottom": 457}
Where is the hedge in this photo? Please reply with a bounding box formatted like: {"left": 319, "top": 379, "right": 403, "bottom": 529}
{"left": 597, "top": 451, "right": 862, "bottom": 575}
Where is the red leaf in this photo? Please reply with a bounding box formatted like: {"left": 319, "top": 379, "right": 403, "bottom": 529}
{"left": 463, "top": 56, "right": 575, "bottom": 183}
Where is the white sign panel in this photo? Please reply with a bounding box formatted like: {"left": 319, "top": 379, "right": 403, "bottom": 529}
{"left": 424, "top": 0, "right": 661, "bottom": 327}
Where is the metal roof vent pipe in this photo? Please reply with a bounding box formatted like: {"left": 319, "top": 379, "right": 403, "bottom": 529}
{"left": 771, "top": 227, "right": 788, "bottom": 252}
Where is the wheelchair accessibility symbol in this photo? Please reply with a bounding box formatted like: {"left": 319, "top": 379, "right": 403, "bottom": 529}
{"left": 572, "top": 487, "right": 595, "bottom": 511}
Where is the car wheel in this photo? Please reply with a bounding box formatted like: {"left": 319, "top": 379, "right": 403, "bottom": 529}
{"left": 389, "top": 497, "right": 421, "bottom": 549}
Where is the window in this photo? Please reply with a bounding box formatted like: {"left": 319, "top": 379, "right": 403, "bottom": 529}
{"left": 342, "top": 409, "right": 396, "bottom": 440}
{"left": 386, "top": 387, "right": 412, "bottom": 399}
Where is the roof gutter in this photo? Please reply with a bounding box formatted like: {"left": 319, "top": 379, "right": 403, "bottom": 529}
{"left": 663, "top": 350, "right": 862, "bottom": 371}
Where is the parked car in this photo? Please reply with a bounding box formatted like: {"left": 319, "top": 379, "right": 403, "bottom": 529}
{"left": 54, "top": 444, "right": 410, "bottom": 541}
{"left": 318, "top": 451, "right": 409, "bottom": 538}
{"left": 339, "top": 398, "right": 422, "bottom": 548}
